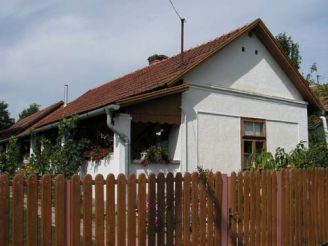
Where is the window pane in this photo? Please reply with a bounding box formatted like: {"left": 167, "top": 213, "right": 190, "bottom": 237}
{"left": 244, "top": 140, "right": 252, "bottom": 154}
{"left": 244, "top": 122, "right": 253, "bottom": 136}
{"left": 255, "top": 141, "right": 264, "bottom": 154}
{"left": 244, "top": 154, "right": 252, "bottom": 168}
{"left": 254, "top": 123, "right": 263, "bottom": 136}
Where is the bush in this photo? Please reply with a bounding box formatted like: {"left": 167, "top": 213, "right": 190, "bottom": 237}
{"left": 250, "top": 142, "right": 328, "bottom": 171}
{"left": 29, "top": 116, "right": 90, "bottom": 177}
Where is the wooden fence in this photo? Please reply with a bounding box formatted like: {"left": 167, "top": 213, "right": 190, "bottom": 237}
{"left": 0, "top": 169, "right": 327, "bottom": 245}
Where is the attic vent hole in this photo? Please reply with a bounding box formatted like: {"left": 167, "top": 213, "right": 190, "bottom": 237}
{"left": 242, "top": 46, "right": 245, "bottom": 52}
{"left": 255, "top": 49, "right": 258, "bottom": 55}
{"left": 248, "top": 32, "right": 253, "bottom": 38}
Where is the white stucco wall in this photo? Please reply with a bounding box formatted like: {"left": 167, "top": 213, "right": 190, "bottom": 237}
{"left": 81, "top": 155, "right": 119, "bottom": 178}
{"left": 180, "top": 88, "right": 308, "bottom": 173}
{"left": 180, "top": 32, "right": 309, "bottom": 174}
{"left": 168, "top": 125, "right": 182, "bottom": 161}
{"left": 184, "top": 33, "right": 303, "bottom": 101}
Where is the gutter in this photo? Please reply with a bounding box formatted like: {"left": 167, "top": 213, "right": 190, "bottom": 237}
{"left": 320, "top": 116, "right": 328, "bottom": 144}
{"left": 105, "top": 105, "right": 130, "bottom": 176}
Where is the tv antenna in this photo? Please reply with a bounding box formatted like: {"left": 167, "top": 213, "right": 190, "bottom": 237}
{"left": 168, "top": 0, "right": 186, "bottom": 63}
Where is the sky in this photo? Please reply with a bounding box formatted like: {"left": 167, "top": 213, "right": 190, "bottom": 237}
{"left": 0, "top": 0, "right": 327, "bottom": 120}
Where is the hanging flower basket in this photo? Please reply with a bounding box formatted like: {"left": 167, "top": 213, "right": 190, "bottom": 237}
{"left": 84, "top": 145, "right": 113, "bottom": 163}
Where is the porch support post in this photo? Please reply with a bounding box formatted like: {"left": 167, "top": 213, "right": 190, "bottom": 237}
{"left": 113, "top": 113, "right": 132, "bottom": 176}
{"left": 29, "top": 137, "right": 36, "bottom": 157}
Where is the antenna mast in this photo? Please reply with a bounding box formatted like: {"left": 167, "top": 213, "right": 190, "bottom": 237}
{"left": 168, "top": 0, "right": 185, "bottom": 63}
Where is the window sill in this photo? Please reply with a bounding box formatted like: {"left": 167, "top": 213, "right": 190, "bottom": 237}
{"left": 131, "top": 160, "right": 180, "bottom": 165}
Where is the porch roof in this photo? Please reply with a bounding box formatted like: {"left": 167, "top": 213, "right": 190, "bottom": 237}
{"left": 0, "top": 101, "right": 63, "bottom": 140}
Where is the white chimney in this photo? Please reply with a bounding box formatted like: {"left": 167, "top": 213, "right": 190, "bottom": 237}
{"left": 64, "top": 84, "right": 68, "bottom": 106}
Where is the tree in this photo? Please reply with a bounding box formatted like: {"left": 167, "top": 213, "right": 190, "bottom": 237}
{"left": 305, "top": 63, "right": 318, "bottom": 85}
{"left": 0, "top": 101, "right": 14, "bottom": 130}
{"left": 18, "top": 103, "right": 40, "bottom": 120}
{"left": 275, "top": 32, "right": 302, "bottom": 70}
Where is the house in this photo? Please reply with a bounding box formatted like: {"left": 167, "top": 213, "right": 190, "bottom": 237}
{"left": 0, "top": 18, "right": 321, "bottom": 177}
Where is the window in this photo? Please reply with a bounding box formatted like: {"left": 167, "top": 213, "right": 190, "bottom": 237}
{"left": 131, "top": 122, "right": 180, "bottom": 164}
{"left": 241, "top": 118, "right": 266, "bottom": 169}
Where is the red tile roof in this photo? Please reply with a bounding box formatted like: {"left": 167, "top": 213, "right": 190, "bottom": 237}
{"left": 34, "top": 19, "right": 258, "bottom": 128}
{"left": 0, "top": 101, "right": 63, "bottom": 139}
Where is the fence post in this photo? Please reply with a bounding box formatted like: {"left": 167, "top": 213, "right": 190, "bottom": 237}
{"left": 222, "top": 174, "right": 229, "bottom": 246}
{"left": 276, "top": 171, "right": 282, "bottom": 246}
{"left": 66, "top": 180, "right": 71, "bottom": 246}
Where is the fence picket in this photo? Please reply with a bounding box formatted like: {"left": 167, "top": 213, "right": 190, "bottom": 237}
{"left": 266, "top": 171, "right": 272, "bottom": 244}
{"left": 55, "top": 175, "right": 66, "bottom": 246}
{"left": 166, "top": 173, "right": 174, "bottom": 246}
{"left": 302, "top": 170, "right": 309, "bottom": 245}
{"left": 207, "top": 173, "right": 214, "bottom": 246}
{"left": 12, "top": 175, "right": 24, "bottom": 245}
{"left": 183, "top": 172, "right": 191, "bottom": 246}
{"left": 260, "top": 172, "right": 266, "bottom": 246}
{"left": 83, "top": 175, "right": 93, "bottom": 246}
{"left": 254, "top": 172, "right": 261, "bottom": 246}
{"left": 127, "top": 174, "right": 136, "bottom": 246}
{"left": 249, "top": 172, "right": 256, "bottom": 245}
{"left": 243, "top": 172, "right": 250, "bottom": 246}
{"left": 214, "top": 172, "right": 222, "bottom": 246}
{"left": 175, "top": 172, "right": 183, "bottom": 246}
{"left": 27, "top": 175, "right": 38, "bottom": 246}
{"left": 0, "top": 175, "right": 9, "bottom": 246}
{"left": 41, "top": 174, "right": 52, "bottom": 246}
{"left": 117, "top": 174, "right": 126, "bottom": 246}
{"left": 230, "top": 172, "right": 237, "bottom": 246}
{"left": 199, "top": 173, "right": 206, "bottom": 246}
{"left": 137, "top": 174, "right": 146, "bottom": 246}
{"left": 95, "top": 175, "right": 105, "bottom": 246}
{"left": 106, "top": 174, "right": 116, "bottom": 246}
{"left": 157, "top": 173, "right": 165, "bottom": 246}
{"left": 191, "top": 173, "right": 199, "bottom": 246}
{"left": 70, "top": 175, "right": 80, "bottom": 246}
{"left": 237, "top": 172, "right": 243, "bottom": 245}
{"left": 271, "top": 172, "right": 277, "bottom": 246}
{"left": 324, "top": 169, "right": 328, "bottom": 240}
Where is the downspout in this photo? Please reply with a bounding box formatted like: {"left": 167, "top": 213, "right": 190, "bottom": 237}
{"left": 105, "top": 105, "right": 130, "bottom": 176}
{"left": 320, "top": 116, "right": 328, "bottom": 144}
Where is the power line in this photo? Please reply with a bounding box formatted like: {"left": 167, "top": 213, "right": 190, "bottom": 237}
{"left": 168, "top": 0, "right": 184, "bottom": 20}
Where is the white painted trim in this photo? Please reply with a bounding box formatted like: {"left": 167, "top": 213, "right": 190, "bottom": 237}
{"left": 197, "top": 110, "right": 299, "bottom": 125}
{"left": 188, "top": 83, "right": 308, "bottom": 107}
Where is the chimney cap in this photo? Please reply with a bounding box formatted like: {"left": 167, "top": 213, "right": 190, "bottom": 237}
{"left": 147, "top": 54, "right": 168, "bottom": 65}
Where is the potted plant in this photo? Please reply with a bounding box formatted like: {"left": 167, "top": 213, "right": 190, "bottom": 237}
{"left": 140, "top": 145, "right": 171, "bottom": 166}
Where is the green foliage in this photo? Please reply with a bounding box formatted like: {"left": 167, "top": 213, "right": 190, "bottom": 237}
{"left": 140, "top": 145, "right": 170, "bottom": 166}
{"left": 249, "top": 142, "right": 328, "bottom": 171}
{"left": 305, "top": 63, "right": 318, "bottom": 85}
{"left": 308, "top": 110, "right": 326, "bottom": 146}
{"left": 196, "top": 166, "right": 213, "bottom": 177}
{"left": 313, "top": 83, "right": 328, "bottom": 98}
{"left": 275, "top": 33, "right": 302, "bottom": 70}
{"left": 29, "top": 116, "right": 90, "bottom": 177}
{"left": 0, "top": 137, "right": 21, "bottom": 176}
{"left": 0, "top": 100, "right": 14, "bottom": 130}
{"left": 18, "top": 103, "right": 40, "bottom": 120}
